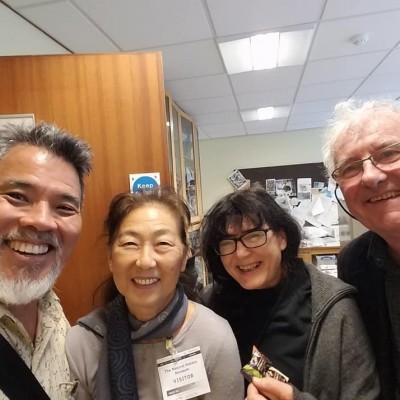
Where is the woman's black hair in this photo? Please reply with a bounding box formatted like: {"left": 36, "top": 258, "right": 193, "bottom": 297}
{"left": 200, "top": 183, "right": 302, "bottom": 284}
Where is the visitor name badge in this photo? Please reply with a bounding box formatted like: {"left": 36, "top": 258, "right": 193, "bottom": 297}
{"left": 157, "top": 346, "right": 210, "bottom": 400}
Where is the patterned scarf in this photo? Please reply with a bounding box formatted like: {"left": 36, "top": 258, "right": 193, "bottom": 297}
{"left": 98, "top": 284, "right": 188, "bottom": 400}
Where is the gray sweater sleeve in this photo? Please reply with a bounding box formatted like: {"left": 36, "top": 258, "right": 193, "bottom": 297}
{"left": 66, "top": 325, "right": 99, "bottom": 400}
{"left": 201, "top": 315, "right": 244, "bottom": 399}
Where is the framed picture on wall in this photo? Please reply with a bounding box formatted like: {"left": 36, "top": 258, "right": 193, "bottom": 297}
{"left": 0, "top": 113, "right": 35, "bottom": 129}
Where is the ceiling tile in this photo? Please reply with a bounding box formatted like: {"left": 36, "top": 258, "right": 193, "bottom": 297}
{"left": 197, "top": 128, "right": 211, "bottom": 140}
{"left": 310, "top": 10, "right": 400, "bottom": 60}
{"left": 288, "top": 111, "right": 332, "bottom": 125}
{"left": 194, "top": 110, "right": 241, "bottom": 125}
{"left": 157, "top": 40, "right": 224, "bottom": 80}
{"left": 0, "top": 3, "right": 68, "bottom": 55}
{"left": 177, "top": 96, "right": 238, "bottom": 116}
{"left": 372, "top": 48, "right": 400, "bottom": 75}
{"left": 286, "top": 120, "right": 326, "bottom": 131}
{"left": 323, "top": 0, "right": 400, "bottom": 19}
{"left": 73, "top": 0, "right": 212, "bottom": 49}
{"left": 244, "top": 118, "right": 288, "bottom": 135}
{"left": 296, "top": 79, "right": 363, "bottom": 102}
{"left": 165, "top": 74, "right": 232, "bottom": 101}
{"left": 206, "top": 0, "right": 324, "bottom": 37}
{"left": 351, "top": 91, "right": 400, "bottom": 102}
{"left": 302, "top": 52, "right": 387, "bottom": 85}
{"left": 237, "top": 88, "right": 296, "bottom": 109}
{"left": 354, "top": 74, "right": 400, "bottom": 95}
{"left": 230, "top": 66, "right": 303, "bottom": 94}
{"left": 3, "top": 0, "right": 58, "bottom": 7}
{"left": 12, "top": 1, "right": 119, "bottom": 53}
{"left": 201, "top": 122, "right": 246, "bottom": 138}
{"left": 291, "top": 98, "right": 344, "bottom": 115}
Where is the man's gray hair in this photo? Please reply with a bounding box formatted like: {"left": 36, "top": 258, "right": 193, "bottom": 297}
{"left": 0, "top": 122, "right": 93, "bottom": 204}
{"left": 322, "top": 98, "right": 400, "bottom": 176}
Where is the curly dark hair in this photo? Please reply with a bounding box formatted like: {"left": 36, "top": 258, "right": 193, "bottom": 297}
{"left": 200, "top": 183, "right": 302, "bottom": 284}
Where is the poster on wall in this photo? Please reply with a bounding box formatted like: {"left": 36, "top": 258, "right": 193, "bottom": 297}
{"left": 129, "top": 172, "right": 160, "bottom": 193}
{"left": 0, "top": 113, "right": 35, "bottom": 129}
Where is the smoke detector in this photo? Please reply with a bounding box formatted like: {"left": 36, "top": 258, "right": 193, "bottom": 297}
{"left": 350, "top": 33, "right": 369, "bottom": 46}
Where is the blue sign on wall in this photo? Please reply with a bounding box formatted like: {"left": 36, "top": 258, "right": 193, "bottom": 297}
{"left": 129, "top": 172, "right": 160, "bottom": 193}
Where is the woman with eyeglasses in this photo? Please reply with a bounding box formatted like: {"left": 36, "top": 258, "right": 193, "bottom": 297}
{"left": 199, "top": 184, "right": 380, "bottom": 400}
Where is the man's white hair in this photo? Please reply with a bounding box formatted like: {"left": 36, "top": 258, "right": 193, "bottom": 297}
{"left": 322, "top": 98, "right": 400, "bottom": 176}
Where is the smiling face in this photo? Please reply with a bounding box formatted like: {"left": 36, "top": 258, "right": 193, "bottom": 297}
{"left": 109, "top": 203, "right": 188, "bottom": 321}
{"left": 334, "top": 111, "right": 400, "bottom": 239}
{"left": 220, "top": 217, "right": 287, "bottom": 290}
{"left": 0, "top": 144, "right": 82, "bottom": 305}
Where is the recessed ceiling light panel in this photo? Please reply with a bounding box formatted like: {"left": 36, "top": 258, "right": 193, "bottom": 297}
{"left": 219, "top": 28, "right": 314, "bottom": 75}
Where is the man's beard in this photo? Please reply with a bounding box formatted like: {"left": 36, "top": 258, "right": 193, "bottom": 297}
{"left": 0, "top": 231, "right": 62, "bottom": 305}
{"left": 0, "top": 261, "right": 62, "bottom": 305}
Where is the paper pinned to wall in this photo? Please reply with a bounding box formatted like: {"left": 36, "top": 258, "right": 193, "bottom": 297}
{"left": 228, "top": 169, "right": 250, "bottom": 190}
{"left": 297, "top": 177, "right": 312, "bottom": 200}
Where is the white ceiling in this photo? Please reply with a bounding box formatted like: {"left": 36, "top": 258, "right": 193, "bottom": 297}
{"left": 1, "top": 0, "right": 400, "bottom": 140}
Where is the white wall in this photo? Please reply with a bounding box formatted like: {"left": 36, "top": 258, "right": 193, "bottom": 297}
{"left": 199, "top": 128, "right": 325, "bottom": 212}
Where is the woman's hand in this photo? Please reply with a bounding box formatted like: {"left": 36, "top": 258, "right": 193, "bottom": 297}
{"left": 246, "top": 377, "right": 294, "bottom": 400}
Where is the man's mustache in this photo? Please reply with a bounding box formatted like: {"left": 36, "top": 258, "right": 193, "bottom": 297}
{"left": 1, "top": 230, "right": 60, "bottom": 250}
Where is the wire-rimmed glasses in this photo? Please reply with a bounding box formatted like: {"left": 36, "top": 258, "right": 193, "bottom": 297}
{"left": 332, "top": 142, "right": 400, "bottom": 183}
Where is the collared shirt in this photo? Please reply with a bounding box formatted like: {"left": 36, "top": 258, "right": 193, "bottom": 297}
{"left": 0, "top": 290, "right": 75, "bottom": 399}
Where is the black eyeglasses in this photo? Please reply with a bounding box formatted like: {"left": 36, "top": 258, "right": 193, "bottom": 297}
{"left": 332, "top": 142, "right": 400, "bottom": 183}
{"left": 214, "top": 228, "right": 270, "bottom": 256}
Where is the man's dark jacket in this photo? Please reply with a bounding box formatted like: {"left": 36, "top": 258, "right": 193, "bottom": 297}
{"left": 338, "top": 231, "right": 397, "bottom": 400}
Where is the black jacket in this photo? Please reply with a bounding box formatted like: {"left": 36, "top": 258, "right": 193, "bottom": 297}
{"left": 338, "top": 231, "right": 398, "bottom": 400}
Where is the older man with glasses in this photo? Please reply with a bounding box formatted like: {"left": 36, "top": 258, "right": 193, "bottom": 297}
{"left": 323, "top": 99, "right": 400, "bottom": 400}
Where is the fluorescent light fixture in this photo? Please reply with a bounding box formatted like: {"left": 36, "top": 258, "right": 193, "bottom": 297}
{"left": 241, "top": 106, "right": 291, "bottom": 122}
{"left": 251, "top": 33, "right": 279, "bottom": 70}
{"left": 257, "top": 107, "right": 274, "bottom": 120}
{"left": 219, "top": 29, "right": 313, "bottom": 74}
{"left": 278, "top": 29, "right": 314, "bottom": 67}
{"left": 219, "top": 38, "right": 252, "bottom": 75}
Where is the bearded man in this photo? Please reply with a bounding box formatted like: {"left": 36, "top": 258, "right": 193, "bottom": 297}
{"left": 0, "top": 123, "right": 92, "bottom": 400}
